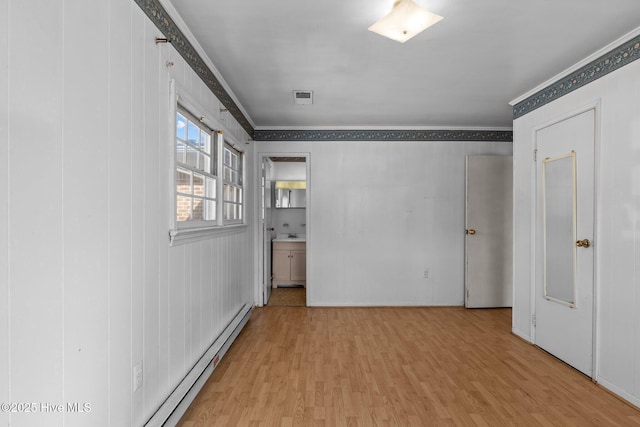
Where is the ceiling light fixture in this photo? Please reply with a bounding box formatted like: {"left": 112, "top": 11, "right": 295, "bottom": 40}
{"left": 368, "top": 0, "right": 443, "bottom": 43}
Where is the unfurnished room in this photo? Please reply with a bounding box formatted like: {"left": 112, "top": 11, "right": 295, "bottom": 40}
{"left": 2, "top": 0, "right": 640, "bottom": 426}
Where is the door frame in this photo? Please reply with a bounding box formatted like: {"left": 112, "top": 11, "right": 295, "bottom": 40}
{"left": 465, "top": 155, "right": 513, "bottom": 308}
{"left": 254, "top": 151, "right": 310, "bottom": 307}
{"left": 530, "top": 99, "right": 601, "bottom": 379}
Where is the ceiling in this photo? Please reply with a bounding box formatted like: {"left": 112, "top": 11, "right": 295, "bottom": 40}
{"left": 168, "top": 0, "right": 640, "bottom": 129}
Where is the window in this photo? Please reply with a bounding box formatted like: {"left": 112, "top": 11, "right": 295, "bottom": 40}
{"left": 175, "top": 107, "right": 216, "bottom": 224}
{"left": 169, "top": 82, "right": 247, "bottom": 245}
{"left": 223, "top": 144, "right": 243, "bottom": 223}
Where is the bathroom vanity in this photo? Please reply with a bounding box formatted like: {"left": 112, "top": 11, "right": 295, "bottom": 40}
{"left": 272, "top": 237, "right": 306, "bottom": 288}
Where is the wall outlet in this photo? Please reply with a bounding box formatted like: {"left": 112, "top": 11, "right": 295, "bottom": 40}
{"left": 423, "top": 268, "right": 430, "bottom": 279}
{"left": 133, "top": 362, "right": 143, "bottom": 392}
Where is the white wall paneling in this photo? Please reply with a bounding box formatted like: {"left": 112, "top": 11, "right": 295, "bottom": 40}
{"left": 1, "top": 1, "right": 255, "bottom": 425}
{"left": 9, "top": 1, "right": 65, "bottom": 426}
{"left": 256, "top": 140, "right": 512, "bottom": 306}
{"left": 0, "top": 0, "right": 11, "bottom": 425}
{"left": 512, "top": 57, "right": 640, "bottom": 407}
{"left": 0, "top": 0, "right": 10, "bottom": 425}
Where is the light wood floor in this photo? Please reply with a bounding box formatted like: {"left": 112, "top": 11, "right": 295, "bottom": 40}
{"left": 178, "top": 307, "right": 640, "bottom": 426}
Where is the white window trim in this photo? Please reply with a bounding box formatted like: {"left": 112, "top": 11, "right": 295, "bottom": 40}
{"left": 222, "top": 143, "right": 244, "bottom": 225}
{"left": 169, "top": 79, "right": 247, "bottom": 246}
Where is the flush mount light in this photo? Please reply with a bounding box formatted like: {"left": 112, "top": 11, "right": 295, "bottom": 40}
{"left": 368, "top": 0, "right": 443, "bottom": 43}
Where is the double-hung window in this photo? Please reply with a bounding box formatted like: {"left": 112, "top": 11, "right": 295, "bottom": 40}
{"left": 170, "top": 80, "right": 246, "bottom": 246}
{"left": 175, "top": 107, "right": 217, "bottom": 225}
{"left": 223, "top": 144, "right": 243, "bottom": 223}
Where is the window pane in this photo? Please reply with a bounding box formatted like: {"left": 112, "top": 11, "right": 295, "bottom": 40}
{"left": 176, "top": 113, "right": 186, "bottom": 140}
{"left": 193, "top": 173, "right": 204, "bottom": 197}
{"left": 206, "top": 178, "right": 216, "bottom": 198}
{"left": 204, "top": 200, "right": 216, "bottom": 221}
{"left": 176, "top": 195, "right": 191, "bottom": 222}
{"left": 200, "top": 131, "right": 210, "bottom": 153}
{"left": 224, "top": 148, "right": 231, "bottom": 166}
{"left": 187, "top": 121, "right": 199, "bottom": 146}
{"left": 236, "top": 187, "right": 242, "bottom": 202}
{"left": 176, "top": 168, "right": 191, "bottom": 195}
{"left": 239, "top": 204, "right": 243, "bottom": 220}
{"left": 176, "top": 141, "right": 186, "bottom": 164}
{"left": 224, "top": 167, "right": 231, "bottom": 182}
{"left": 186, "top": 144, "right": 198, "bottom": 168}
{"left": 224, "top": 184, "right": 230, "bottom": 202}
{"left": 200, "top": 153, "right": 211, "bottom": 174}
{"left": 192, "top": 197, "right": 204, "bottom": 221}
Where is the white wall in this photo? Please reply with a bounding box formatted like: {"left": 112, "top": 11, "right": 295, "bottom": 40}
{"left": 257, "top": 140, "right": 512, "bottom": 306}
{"left": 0, "top": 1, "right": 254, "bottom": 426}
{"left": 512, "top": 57, "right": 640, "bottom": 406}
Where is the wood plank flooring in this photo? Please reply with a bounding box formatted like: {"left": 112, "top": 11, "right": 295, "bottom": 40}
{"left": 178, "top": 307, "right": 640, "bottom": 426}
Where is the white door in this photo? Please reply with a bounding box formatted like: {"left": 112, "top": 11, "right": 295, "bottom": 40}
{"left": 261, "top": 159, "right": 274, "bottom": 305}
{"left": 535, "top": 109, "right": 595, "bottom": 376}
{"left": 465, "top": 156, "right": 513, "bottom": 308}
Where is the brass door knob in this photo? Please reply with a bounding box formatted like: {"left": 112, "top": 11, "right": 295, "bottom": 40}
{"left": 576, "top": 239, "right": 591, "bottom": 248}
{"left": 466, "top": 229, "right": 476, "bottom": 235}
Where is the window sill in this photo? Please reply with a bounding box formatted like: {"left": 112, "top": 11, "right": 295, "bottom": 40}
{"left": 169, "top": 224, "right": 248, "bottom": 246}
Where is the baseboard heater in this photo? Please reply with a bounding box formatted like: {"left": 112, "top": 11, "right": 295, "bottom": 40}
{"left": 145, "top": 303, "right": 253, "bottom": 427}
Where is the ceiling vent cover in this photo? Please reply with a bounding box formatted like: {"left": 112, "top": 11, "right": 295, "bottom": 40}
{"left": 293, "top": 90, "right": 313, "bottom": 105}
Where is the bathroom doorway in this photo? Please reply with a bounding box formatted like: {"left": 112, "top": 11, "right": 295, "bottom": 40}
{"left": 257, "top": 153, "right": 309, "bottom": 307}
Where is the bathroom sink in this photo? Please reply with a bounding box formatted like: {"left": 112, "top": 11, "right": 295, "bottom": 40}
{"left": 273, "top": 233, "right": 306, "bottom": 242}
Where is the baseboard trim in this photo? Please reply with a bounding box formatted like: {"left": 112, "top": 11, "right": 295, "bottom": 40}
{"left": 511, "top": 328, "right": 532, "bottom": 343}
{"left": 596, "top": 377, "right": 640, "bottom": 410}
{"left": 144, "top": 303, "right": 253, "bottom": 427}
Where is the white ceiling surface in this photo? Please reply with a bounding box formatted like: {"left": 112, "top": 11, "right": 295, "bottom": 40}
{"left": 168, "top": 0, "right": 640, "bottom": 129}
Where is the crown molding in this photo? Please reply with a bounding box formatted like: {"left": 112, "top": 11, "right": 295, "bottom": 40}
{"left": 511, "top": 27, "right": 640, "bottom": 119}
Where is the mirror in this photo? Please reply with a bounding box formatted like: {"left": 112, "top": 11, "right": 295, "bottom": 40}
{"left": 274, "top": 181, "right": 306, "bottom": 208}
{"left": 542, "top": 152, "right": 576, "bottom": 307}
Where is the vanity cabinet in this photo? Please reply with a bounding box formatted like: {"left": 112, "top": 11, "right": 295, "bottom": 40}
{"left": 272, "top": 241, "right": 306, "bottom": 287}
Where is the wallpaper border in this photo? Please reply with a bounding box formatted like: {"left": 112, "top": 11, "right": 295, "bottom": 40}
{"left": 513, "top": 34, "right": 640, "bottom": 119}
{"left": 133, "top": 0, "right": 254, "bottom": 135}
{"left": 254, "top": 129, "right": 513, "bottom": 142}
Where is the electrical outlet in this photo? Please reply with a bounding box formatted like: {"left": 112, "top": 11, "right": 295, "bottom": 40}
{"left": 133, "top": 362, "right": 143, "bottom": 392}
{"left": 423, "top": 268, "right": 430, "bottom": 279}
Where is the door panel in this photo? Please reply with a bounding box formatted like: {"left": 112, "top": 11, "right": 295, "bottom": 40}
{"left": 262, "top": 159, "right": 274, "bottom": 304}
{"left": 535, "top": 109, "right": 595, "bottom": 376}
{"left": 272, "top": 250, "right": 291, "bottom": 283}
{"left": 290, "top": 250, "right": 306, "bottom": 282}
{"left": 465, "top": 156, "right": 513, "bottom": 308}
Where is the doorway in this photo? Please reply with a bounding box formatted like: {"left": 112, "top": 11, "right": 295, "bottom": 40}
{"left": 465, "top": 155, "right": 513, "bottom": 308}
{"left": 534, "top": 107, "right": 596, "bottom": 377}
{"left": 257, "top": 153, "right": 310, "bottom": 307}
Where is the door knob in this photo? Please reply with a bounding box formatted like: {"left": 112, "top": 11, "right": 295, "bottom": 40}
{"left": 576, "top": 239, "right": 591, "bottom": 248}
{"left": 466, "top": 229, "right": 476, "bottom": 235}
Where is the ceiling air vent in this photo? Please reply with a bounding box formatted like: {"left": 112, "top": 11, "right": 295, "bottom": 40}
{"left": 293, "top": 90, "right": 313, "bottom": 105}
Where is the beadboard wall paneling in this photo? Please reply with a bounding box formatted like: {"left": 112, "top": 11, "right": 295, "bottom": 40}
{"left": 0, "top": 0, "right": 10, "bottom": 425}
{"left": 1, "top": 1, "right": 254, "bottom": 426}
{"left": 512, "top": 58, "right": 640, "bottom": 407}
{"left": 8, "top": 1, "right": 65, "bottom": 426}
{"left": 256, "top": 141, "right": 513, "bottom": 306}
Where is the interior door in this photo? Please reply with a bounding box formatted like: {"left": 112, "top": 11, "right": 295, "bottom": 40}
{"left": 535, "top": 109, "right": 595, "bottom": 376}
{"left": 262, "top": 158, "right": 274, "bottom": 304}
{"left": 465, "top": 155, "right": 513, "bottom": 308}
